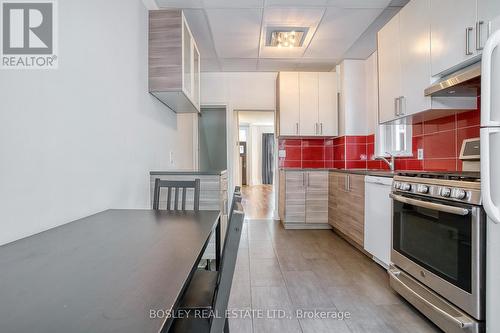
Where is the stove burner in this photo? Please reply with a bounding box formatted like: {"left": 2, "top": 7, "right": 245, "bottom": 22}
{"left": 397, "top": 171, "right": 480, "bottom": 182}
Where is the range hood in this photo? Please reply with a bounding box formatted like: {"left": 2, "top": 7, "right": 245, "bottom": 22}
{"left": 424, "top": 62, "right": 481, "bottom": 97}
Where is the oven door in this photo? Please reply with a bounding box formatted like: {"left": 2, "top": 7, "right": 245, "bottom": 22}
{"left": 391, "top": 192, "right": 485, "bottom": 320}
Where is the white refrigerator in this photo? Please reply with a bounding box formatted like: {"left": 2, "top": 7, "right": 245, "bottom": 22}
{"left": 481, "top": 17, "right": 500, "bottom": 333}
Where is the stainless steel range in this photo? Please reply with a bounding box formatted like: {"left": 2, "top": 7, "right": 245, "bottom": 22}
{"left": 389, "top": 171, "right": 485, "bottom": 333}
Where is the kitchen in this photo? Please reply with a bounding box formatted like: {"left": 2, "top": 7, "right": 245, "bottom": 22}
{"left": 0, "top": 0, "right": 499, "bottom": 333}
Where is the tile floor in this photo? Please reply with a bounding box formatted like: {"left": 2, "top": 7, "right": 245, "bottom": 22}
{"left": 228, "top": 213, "right": 442, "bottom": 332}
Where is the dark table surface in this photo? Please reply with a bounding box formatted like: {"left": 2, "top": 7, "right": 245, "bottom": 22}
{"left": 0, "top": 209, "right": 221, "bottom": 333}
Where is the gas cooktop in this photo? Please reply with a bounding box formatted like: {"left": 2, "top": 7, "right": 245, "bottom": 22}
{"left": 397, "top": 171, "right": 480, "bottom": 182}
{"left": 393, "top": 171, "right": 481, "bottom": 205}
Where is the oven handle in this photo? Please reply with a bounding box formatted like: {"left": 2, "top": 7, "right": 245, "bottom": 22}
{"left": 390, "top": 193, "right": 470, "bottom": 216}
{"left": 388, "top": 268, "right": 475, "bottom": 329}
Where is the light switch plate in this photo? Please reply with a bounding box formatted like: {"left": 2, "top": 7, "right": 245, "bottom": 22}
{"left": 278, "top": 149, "right": 286, "bottom": 158}
{"left": 417, "top": 149, "right": 424, "bottom": 160}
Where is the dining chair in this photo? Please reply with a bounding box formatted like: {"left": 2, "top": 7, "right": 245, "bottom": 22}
{"left": 152, "top": 178, "right": 200, "bottom": 211}
{"left": 169, "top": 200, "right": 245, "bottom": 333}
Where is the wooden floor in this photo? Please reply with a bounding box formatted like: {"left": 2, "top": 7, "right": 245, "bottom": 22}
{"left": 241, "top": 185, "right": 275, "bottom": 220}
{"left": 228, "top": 219, "right": 442, "bottom": 333}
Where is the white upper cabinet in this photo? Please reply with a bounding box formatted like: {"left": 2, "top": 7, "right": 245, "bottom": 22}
{"left": 277, "top": 72, "right": 338, "bottom": 137}
{"left": 318, "top": 73, "right": 338, "bottom": 136}
{"left": 430, "top": 0, "right": 477, "bottom": 76}
{"left": 477, "top": 0, "right": 500, "bottom": 49}
{"left": 399, "top": 0, "right": 432, "bottom": 115}
{"left": 299, "top": 73, "right": 319, "bottom": 136}
{"left": 278, "top": 72, "right": 300, "bottom": 136}
{"left": 378, "top": 13, "right": 402, "bottom": 124}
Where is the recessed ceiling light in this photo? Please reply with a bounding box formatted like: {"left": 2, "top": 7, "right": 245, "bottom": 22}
{"left": 266, "top": 27, "right": 308, "bottom": 48}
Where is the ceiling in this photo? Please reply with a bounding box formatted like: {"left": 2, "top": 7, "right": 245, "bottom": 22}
{"left": 154, "top": 0, "right": 406, "bottom": 72}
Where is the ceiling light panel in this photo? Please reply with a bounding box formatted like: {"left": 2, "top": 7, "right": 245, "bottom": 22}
{"left": 259, "top": 7, "right": 324, "bottom": 58}
{"left": 267, "top": 28, "right": 307, "bottom": 47}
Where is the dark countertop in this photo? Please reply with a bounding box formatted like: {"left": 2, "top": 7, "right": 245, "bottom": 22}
{"left": 0, "top": 209, "right": 221, "bottom": 333}
{"left": 280, "top": 168, "right": 396, "bottom": 178}
{"left": 150, "top": 169, "right": 227, "bottom": 176}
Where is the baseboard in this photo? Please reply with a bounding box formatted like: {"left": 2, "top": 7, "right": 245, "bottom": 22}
{"left": 281, "top": 222, "right": 332, "bottom": 230}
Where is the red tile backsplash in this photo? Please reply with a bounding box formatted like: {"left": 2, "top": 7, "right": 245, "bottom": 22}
{"left": 278, "top": 106, "right": 481, "bottom": 171}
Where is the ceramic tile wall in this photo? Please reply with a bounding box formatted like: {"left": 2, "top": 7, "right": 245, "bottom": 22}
{"left": 278, "top": 108, "right": 480, "bottom": 171}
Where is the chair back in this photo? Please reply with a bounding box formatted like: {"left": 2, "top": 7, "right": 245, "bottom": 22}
{"left": 152, "top": 178, "right": 201, "bottom": 211}
{"left": 229, "top": 187, "right": 242, "bottom": 218}
{"left": 209, "top": 202, "right": 245, "bottom": 333}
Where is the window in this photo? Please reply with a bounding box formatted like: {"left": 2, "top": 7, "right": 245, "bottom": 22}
{"left": 376, "top": 122, "right": 412, "bottom": 157}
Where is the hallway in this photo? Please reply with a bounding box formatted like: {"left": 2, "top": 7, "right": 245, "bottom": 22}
{"left": 241, "top": 185, "right": 275, "bottom": 220}
{"left": 228, "top": 185, "right": 441, "bottom": 333}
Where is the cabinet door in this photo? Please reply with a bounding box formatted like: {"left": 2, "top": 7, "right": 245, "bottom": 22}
{"left": 299, "top": 72, "right": 319, "bottom": 136}
{"left": 318, "top": 73, "right": 338, "bottom": 136}
{"left": 399, "top": 0, "right": 431, "bottom": 116}
{"left": 378, "top": 14, "right": 402, "bottom": 123}
{"left": 192, "top": 42, "right": 200, "bottom": 109}
{"left": 285, "top": 172, "right": 306, "bottom": 223}
{"left": 279, "top": 72, "right": 300, "bottom": 136}
{"left": 306, "top": 172, "right": 328, "bottom": 224}
{"left": 477, "top": 0, "right": 500, "bottom": 49}
{"left": 430, "top": 0, "right": 477, "bottom": 76}
{"left": 328, "top": 172, "right": 347, "bottom": 231}
{"left": 346, "top": 174, "right": 365, "bottom": 247}
{"left": 182, "top": 15, "right": 193, "bottom": 99}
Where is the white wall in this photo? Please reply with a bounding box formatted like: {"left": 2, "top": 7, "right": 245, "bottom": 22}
{"left": 0, "top": 0, "right": 195, "bottom": 245}
{"left": 201, "top": 72, "right": 277, "bottom": 195}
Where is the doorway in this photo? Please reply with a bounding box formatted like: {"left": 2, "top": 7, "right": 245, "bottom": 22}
{"left": 198, "top": 107, "right": 227, "bottom": 171}
{"left": 236, "top": 111, "right": 275, "bottom": 220}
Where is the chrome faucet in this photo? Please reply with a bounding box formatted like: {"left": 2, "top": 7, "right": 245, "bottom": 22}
{"left": 375, "top": 152, "right": 396, "bottom": 171}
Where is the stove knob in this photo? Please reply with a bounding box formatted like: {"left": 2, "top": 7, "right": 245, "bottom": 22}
{"left": 440, "top": 187, "right": 451, "bottom": 198}
{"left": 393, "top": 182, "right": 401, "bottom": 189}
{"left": 400, "top": 183, "right": 412, "bottom": 191}
{"left": 417, "top": 184, "right": 429, "bottom": 194}
{"left": 451, "top": 188, "right": 467, "bottom": 200}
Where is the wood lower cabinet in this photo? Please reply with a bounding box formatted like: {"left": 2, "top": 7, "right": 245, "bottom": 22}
{"left": 329, "top": 172, "right": 365, "bottom": 247}
{"left": 306, "top": 171, "right": 329, "bottom": 224}
{"left": 279, "top": 170, "right": 330, "bottom": 229}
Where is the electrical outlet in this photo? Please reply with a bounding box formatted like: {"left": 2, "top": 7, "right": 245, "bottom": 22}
{"left": 169, "top": 151, "right": 174, "bottom": 165}
{"left": 417, "top": 149, "right": 424, "bottom": 160}
{"left": 278, "top": 149, "right": 286, "bottom": 158}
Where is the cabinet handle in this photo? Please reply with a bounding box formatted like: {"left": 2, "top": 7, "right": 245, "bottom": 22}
{"left": 320, "top": 123, "right": 323, "bottom": 135}
{"left": 394, "top": 97, "right": 400, "bottom": 116}
{"left": 296, "top": 122, "right": 299, "bottom": 135}
{"left": 476, "top": 21, "right": 484, "bottom": 51}
{"left": 345, "top": 174, "right": 350, "bottom": 192}
{"left": 302, "top": 173, "right": 305, "bottom": 187}
{"left": 399, "top": 96, "right": 405, "bottom": 116}
{"left": 308, "top": 173, "right": 310, "bottom": 186}
{"left": 466, "top": 27, "right": 473, "bottom": 55}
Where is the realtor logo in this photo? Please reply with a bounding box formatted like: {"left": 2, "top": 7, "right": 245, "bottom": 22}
{"left": 1, "top": 0, "right": 58, "bottom": 69}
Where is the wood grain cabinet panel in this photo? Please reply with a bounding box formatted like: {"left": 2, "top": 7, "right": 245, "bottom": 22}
{"left": 149, "top": 10, "right": 200, "bottom": 113}
{"left": 285, "top": 171, "right": 306, "bottom": 223}
{"left": 279, "top": 170, "right": 330, "bottom": 228}
{"left": 328, "top": 172, "right": 365, "bottom": 247}
{"left": 306, "top": 172, "right": 328, "bottom": 224}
